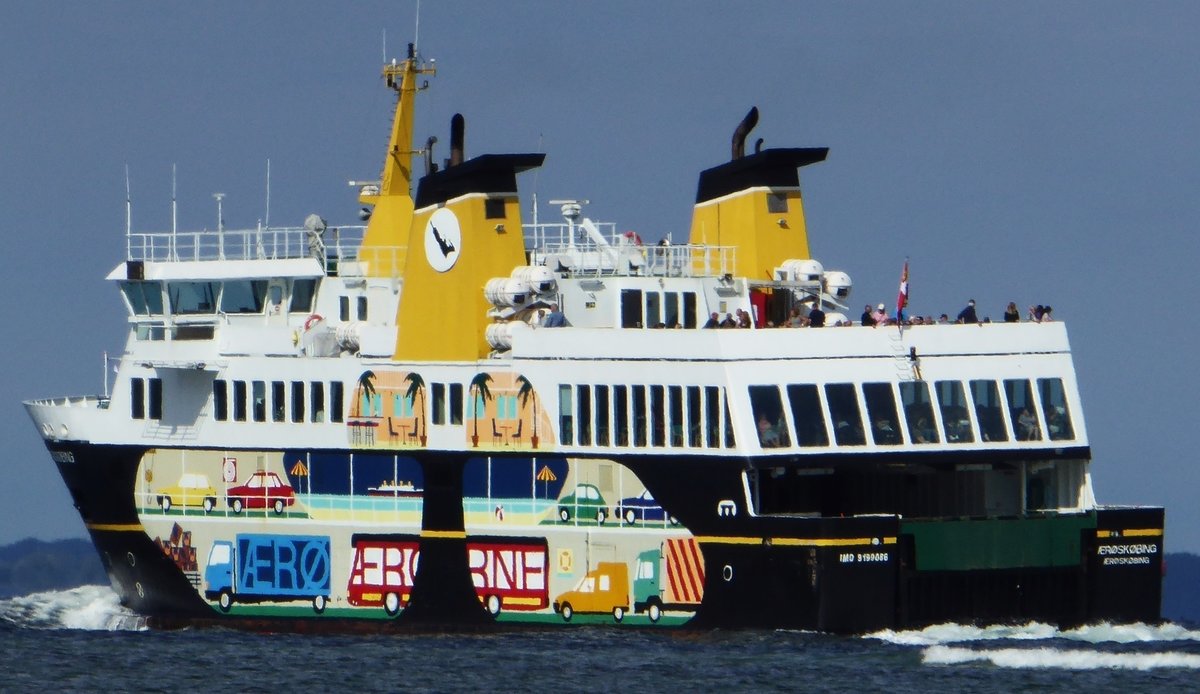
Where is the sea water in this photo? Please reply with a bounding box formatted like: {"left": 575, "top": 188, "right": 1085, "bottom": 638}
{"left": 2, "top": 586, "right": 1199, "bottom": 692}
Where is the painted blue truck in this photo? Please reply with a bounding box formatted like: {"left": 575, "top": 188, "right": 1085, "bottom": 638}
{"left": 204, "top": 534, "right": 332, "bottom": 613}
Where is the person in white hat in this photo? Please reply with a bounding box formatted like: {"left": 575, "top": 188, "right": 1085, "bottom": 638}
{"left": 873, "top": 303, "right": 889, "bottom": 326}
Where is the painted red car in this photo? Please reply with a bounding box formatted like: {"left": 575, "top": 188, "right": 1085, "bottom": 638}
{"left": 226, "top": 471, "right": 295, "bottom": 515}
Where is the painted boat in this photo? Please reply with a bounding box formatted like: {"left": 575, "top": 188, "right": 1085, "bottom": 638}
{"left": 24, "top": 44, "right": 1163, "bottom": 632}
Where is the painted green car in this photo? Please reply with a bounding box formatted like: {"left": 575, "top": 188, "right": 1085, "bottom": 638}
{"left": 156, "top": 473, "right": 218, "bottom": 513}
{"left": 557, "top": 483, "right": 609, "bottom": 524}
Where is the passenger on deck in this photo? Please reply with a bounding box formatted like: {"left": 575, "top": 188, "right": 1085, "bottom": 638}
{"left": 788, "top": 307, "right": 807, "bottom": 328}
{"left": 758, "top": 415, "right": 780, "bottom": 447}
{"left": 873, "top": 303, "right": 889, "bottom": 326}
{"left": 1004, "top": 302, "right": 1020, "bottom": 323}
{"left": 1029, "top": 305, "right": 1044, "bottom": 322}
{"left": 938, "top": 314, "right": 950, "bottom": 324}
{"left": 1041, "top": 305, "right": 1053, "bottom": 322}
{"left": 861, "top": 305, "right": 876, "bottom": 327}
{"left": 736, "top": 309, "right": 751, "bottom": 328}
{"left": 808, "top": 305, "right": 826, "bottom": 327}
{"left": 720, "top": 313, "right": 737, "bottom": 328}
{"left": 703, "top": 312, "right": 720, "bottom": 329}
{"left": 1018, "top": 406, "right": 1040, "bottom": 440}
{"left": 541, "top": 303, "right": 567, "bottom": 327}
{"left": 957, "top": 299, "right": 978, "bottom": 324}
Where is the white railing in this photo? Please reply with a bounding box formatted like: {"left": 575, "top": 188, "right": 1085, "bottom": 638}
{"left": 126, "top": 225, "right": 369, "bottom": 268}
{"left": 524, "top": 221, "right": 737, "bottom": 278}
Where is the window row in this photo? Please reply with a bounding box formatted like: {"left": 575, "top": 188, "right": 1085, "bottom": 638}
{"left": 749, "top": 377, "right": 1075, "bottom": 450}
{"left": 620, "top": 290, "right": 699, "bottom": 329}
{"left": 212, "top": 380, "right": 345, "bottom": 424}
{"left": 558, "top": 384, "right": 736, "bottom": 450}
{"left": 121, "top": 279, "right": 318, "bottom": 317}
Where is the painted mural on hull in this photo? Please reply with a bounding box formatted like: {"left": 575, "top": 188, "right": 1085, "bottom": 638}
{"left": 346, "top": 370, "right": 555, "bottom": 451}
{"left": 134, "top": 449, "right": 704, "bottom": 624}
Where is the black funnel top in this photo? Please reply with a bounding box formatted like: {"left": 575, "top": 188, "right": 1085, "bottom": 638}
{"left": 695, "top": 148, "right": 828, "bottom": 204}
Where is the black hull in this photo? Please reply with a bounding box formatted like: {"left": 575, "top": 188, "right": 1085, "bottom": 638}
{"left": 47, "top": 442, "right": 1163, "bottom": 633}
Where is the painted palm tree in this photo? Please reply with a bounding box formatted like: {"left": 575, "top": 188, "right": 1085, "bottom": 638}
{"left": 468, "top": 372, "right": 493, "bottom": 448}
{"left": 353, "top": 370, "right": 377, "bottom": 417}
{"left": 516, "top": 374, "right": 539, "bottom": 448}
{"left": 403, "top": 372, "right": 426, "bottom": 446}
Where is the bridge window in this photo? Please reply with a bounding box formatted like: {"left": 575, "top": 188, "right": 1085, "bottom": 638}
{"left": 825, "top": 383, "right": 866, "bottom": 446}
{"left": 786, "top": 384, "right": 829, "bottom": 447}
{"left": 863, "top": 383, "right": 902, "bottom": 445}
{"left": 664, "top": 294, "right": 680, "bottom": 328}
{"left": 1004, "top": 379, "right": 1041, "bottom": 441}
{"left": 120, "top": 281, "right": 164, "bottom": 316}
{"left": 646, "top": 293, "right": 661, "bottom": 328}
{"left": 220, "top": 280, "right": 267, "bottom": 313}
{"left": 683, "top": 292, "right": 698, "bottom": 329}
{"left": 168, "top": 281, "right": 217, "bottom": 315}
{"left": 935, "top": 380, "right": 975, "bottom": 443}
{"left": 1037, "top": 378, "right": 1075, "bottom": 441}
{"left": 898, "top": 381, "right": 938, "bottom": 444}
{"left": 969, "top": 380, "right": 1008, "bottom": 442}
{"left": 749, "top": 385, "right": 790, "bottom": 448}
{"left": 290, "top": 279, "right": 316, "bottom": 313}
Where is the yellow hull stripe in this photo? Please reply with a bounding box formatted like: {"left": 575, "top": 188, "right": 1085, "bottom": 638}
{"left": 696, "top": 535, "right": 896, "bottom": 548}
{"left": 86, "top": 523, "right": 145, "bottom": 532}
{"left": 421, "top": 530, "right": 468, "bottom": 539}
{"left": 1096, "top": 528, "right": 1163, "bottom": 538}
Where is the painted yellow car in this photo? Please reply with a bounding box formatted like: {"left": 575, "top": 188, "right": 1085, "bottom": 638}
{"left": 156, "top": 473, "right": 218, "bottom": 514}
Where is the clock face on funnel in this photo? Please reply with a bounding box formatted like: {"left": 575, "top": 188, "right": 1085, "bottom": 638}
{"left": 424, "top": 208, "right": 462, "bottom": 272}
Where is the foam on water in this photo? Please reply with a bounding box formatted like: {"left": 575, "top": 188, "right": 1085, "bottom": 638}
{"left": 0, "top": 585, "right": 147, "bottom": 632}
{"left": 923, "top": 645, "right": 1200, "bottom": 670}
{"left": 866, "top": 620, "right": 1200, "bottom": 647}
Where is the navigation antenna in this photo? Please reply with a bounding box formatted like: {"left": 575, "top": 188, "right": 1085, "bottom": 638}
{"left": 124, "top": 165, "right": 132, "bottom": 237}
{"left": 413, "top": 0, "right": 421, "bottom": 55}
{"left": 171, "top": 163, "right": 178, "bottom": 260}
{"left": 264, "top": 158, "right": 272, "bottom": 228}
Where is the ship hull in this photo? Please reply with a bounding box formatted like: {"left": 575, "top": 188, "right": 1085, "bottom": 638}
{"left": 46, "top": 441, "right": 1163, "bottom": 633}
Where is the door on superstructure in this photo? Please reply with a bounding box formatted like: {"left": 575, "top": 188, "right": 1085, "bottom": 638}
{"left": 266, "top": 279, "right": 287, "bottom": 326}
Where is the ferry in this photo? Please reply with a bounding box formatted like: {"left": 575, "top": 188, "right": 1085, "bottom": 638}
{"left": 25, "top": 45, "right": 1163, "bottom": 632}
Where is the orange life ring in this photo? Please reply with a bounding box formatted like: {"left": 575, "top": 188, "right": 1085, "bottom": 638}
{"left": 304, "top": 314, "right": 324, "bottom": 331}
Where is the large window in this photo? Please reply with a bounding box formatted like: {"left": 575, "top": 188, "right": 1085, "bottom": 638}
{"left": 432, "top": 383, "right": 446, "bottom": 425}
{"left": 687, "top": 386, "right": 702, "bottom": 447}
{"left": 825, "top": 383, "right": 865, "bottom": 446}
{"left": 291, "top": 381, "right": 305, "bottom": 423}
{"left": 704, "top": 386, "right": 722, "bottom": 448}
{"left": 120, "top": 281, "right": 164, "bottom": 316}
{"left": 595, "top": 385, "right": 610, "bottom": 447}
{"left": 898, "top": 381, "right": 938, "bottom": 444}
{"left": 970, "top": 380, "right": 1008, "bottom": 442}
{"left": 131, "top": 378, "right": 145, "bottom": 420}
{"left": 290, "top": 279, "right": 317, "bottom": 313}
{"left": 614, "top": 385, "right": 629, "bottom": 446}
{"left": 449, "top": 383, "right": 463, "bottom": 425}
{"left": 252, "top": 381, "right": 266, "bottom": 422}
{"left": 632, "top": 385, "right": 647, "bottom": 447}
{"left": 272, "top": 381, "right": 286, "bottom": 422}
{"left": 862, "top": 382, "right": 901, "bottom": 445}
{"left": 1037, "top": 378, "right": 1075, "bottom": 441}
{"left": 577, "top": 385, "right": 592, "bottom": 446}
{"left": 213, "top": 380, "right": 228, "bottom": 421}
{"left": 559, "top": 385, "right": 574, "bottom": 445}
{"left": 311, "top": 382, "right": 325, "bottom": 423}
{"left": 220, "top": 280, "right": 267, "bottom": 313}
{"left": 331, "top": 382, "right": 344, "bottom": 423}
{"left": 650, "top": 385, "right": 665, "bottom": 447}
{"left": 935, "top": 380, "right": 974, "bottom": 443}
{"left": 668, "top": 386, "right": 684, "bottom": 446}
{"left": 1004, "top": 378, "right": 1041, "bottom": 441}
{"left": 148, "top": 378, "right": 162, "bottom": 420}
{"left": 621, "top": 290, "right": 643, "bottom": 329}
{"left": 646, "top": 293, "right": 661, "bottom": 328}
{"left": 784, "top": 384, "right": 827, "bottom": 447}
{"left": 233, "top": 380, "right": 247, "bottom": 421}
{"left": 749, "top": 385, "right": 791, "bottom": 448}
{"left": 168, "top": 281, "right": 218, "bottom": 315}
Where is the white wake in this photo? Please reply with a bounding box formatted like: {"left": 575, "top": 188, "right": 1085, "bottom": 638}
{"left": 923, "top": 644, "right": 1200, "bottom": 670}
{"left": 0, "top": 585, "right": 147, "bottom": 631}
{"left": 865, "top": 620, "right": 1200, "bottom": 646}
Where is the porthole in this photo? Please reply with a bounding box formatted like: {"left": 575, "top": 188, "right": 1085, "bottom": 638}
{"left": 722, "top": 564, "right": 734, "bottom": 582}
{"left": 127, "top": 551, "right": 136, "bottom": 567}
